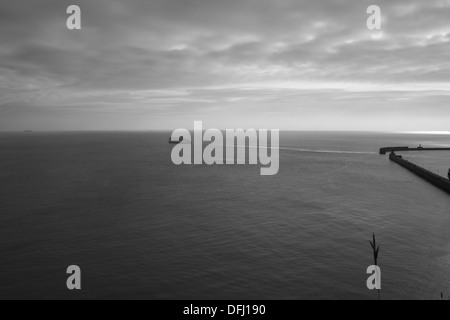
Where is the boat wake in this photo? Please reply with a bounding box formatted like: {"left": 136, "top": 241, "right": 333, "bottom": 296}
{"left": 280, "top": 147, "right": 377, "bottom": 155}
{"left": 214, "top": 145, "right": 376, "bottom": 155}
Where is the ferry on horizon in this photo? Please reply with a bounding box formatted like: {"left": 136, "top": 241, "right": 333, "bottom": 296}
{"left": 169, "top": 136, "right": 183, "bottom": 144}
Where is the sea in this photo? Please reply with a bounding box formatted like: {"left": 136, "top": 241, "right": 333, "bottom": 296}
{"left": 0, "top": 131, "right": 449, "bottom": 300}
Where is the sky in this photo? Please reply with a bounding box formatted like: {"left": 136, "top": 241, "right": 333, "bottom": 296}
{"left": 1, "top": 0, "right": 450, "bottom": 131}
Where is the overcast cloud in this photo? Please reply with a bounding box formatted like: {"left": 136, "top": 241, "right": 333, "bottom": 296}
{"left": 1, "top": 0, "right": 450, "bottom": 131}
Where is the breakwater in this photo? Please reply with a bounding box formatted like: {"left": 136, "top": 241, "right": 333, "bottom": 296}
{"left": 380, "top": 146, "right": 450, "bottom": 155}
{"left": 389, "top": 152, "right": 450, "bottom": 194}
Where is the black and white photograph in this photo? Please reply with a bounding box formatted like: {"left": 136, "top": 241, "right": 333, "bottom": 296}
{"left": 1, "top": 0, "right": 450, "bottom": 304}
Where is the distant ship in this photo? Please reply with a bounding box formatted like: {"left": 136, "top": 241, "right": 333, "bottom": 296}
{"left": 24, "top": 130, "right": 33, "bottom": 133}
{"left": 169, "top": 136, "right": 183, "bottom": 144}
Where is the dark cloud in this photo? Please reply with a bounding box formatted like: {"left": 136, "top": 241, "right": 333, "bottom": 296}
{"left": 1, "top": 0, "right": 450, "bottom": 130}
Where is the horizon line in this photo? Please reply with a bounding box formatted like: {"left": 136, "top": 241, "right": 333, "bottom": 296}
{"left": 1, "top": 130, "right": 450, "bottom": 135}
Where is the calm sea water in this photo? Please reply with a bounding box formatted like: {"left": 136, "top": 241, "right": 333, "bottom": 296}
{"left": 0, "top": 131, "right": 450, "bottom": 300}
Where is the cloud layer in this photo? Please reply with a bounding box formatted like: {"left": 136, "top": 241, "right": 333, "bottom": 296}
{"left": 1, "top": 0, "right": 450, "bottom": 130}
